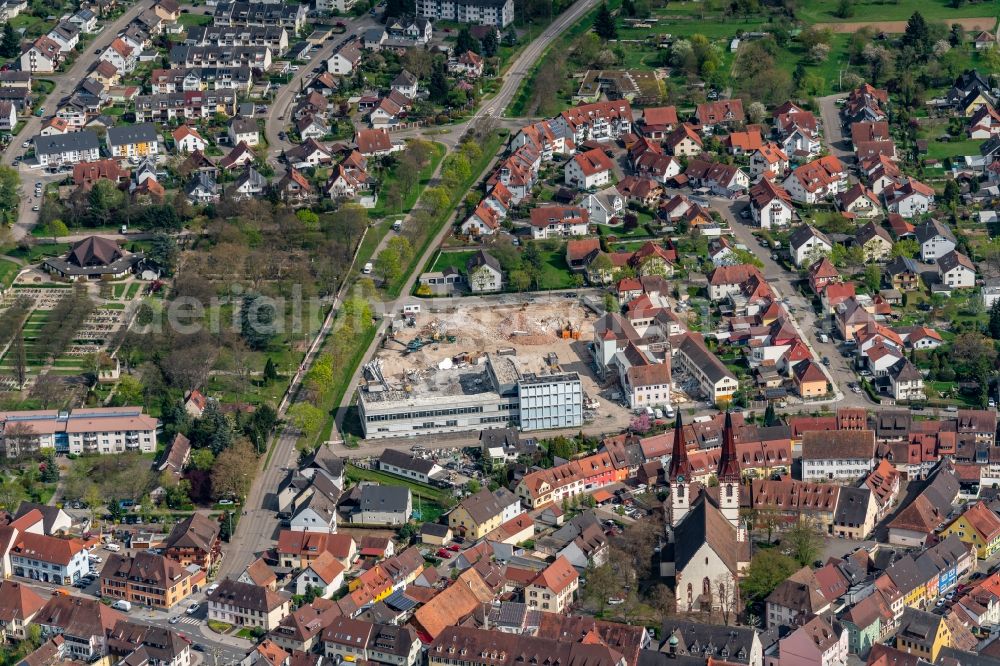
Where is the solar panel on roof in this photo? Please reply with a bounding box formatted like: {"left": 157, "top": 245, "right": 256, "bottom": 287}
{"left": 384, "top": 590, "right": 416, "bottom": 611}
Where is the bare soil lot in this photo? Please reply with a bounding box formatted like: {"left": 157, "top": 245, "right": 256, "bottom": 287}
{"left": 817, "top": 16, "right": 996, "bottom": 33}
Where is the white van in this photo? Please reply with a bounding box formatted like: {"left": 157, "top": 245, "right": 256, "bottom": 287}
{"left": 362, "top": 262, "right": 373, "bottom": 274}
{"left": 817, "top": 332, "right": 829, "bottom": 343}
{"left": 392, "top": 220, "right": 402, "bottom": 232}
{"left": 105, "top": 543, "right": 121, "bottom": 552}
{"left": 112, "top": 600, "right": 131, "bottom": 611}
{"left": 654, "top": 408, "right": 664, "bottom": 419}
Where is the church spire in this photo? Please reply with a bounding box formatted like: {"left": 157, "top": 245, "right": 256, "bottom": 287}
{"left": 668, "top": 412, "right": 691, "bottom": 481}
{"left": 717, "top": 411, "right": 741, "bottom": 482}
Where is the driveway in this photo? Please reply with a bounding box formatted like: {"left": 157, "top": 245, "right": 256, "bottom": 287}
{"left": 703, "top": 194, "right": 871, "bottom": 408}
{"left": 816, "top": 93, "right": 852, "bottom": 162}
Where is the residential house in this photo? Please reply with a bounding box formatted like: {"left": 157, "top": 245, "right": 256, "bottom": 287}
{"left": 894, "top": 608, "right": 950, "bottom": 662}
{"left": 466, "top": 250, "right": 503, "bottom": 293}
{"left": 778, "top": 615, "right": 848, "bottom": 666}
{"left": 525, "top": 556, "right": 578, "bottom": 614}
{"left": 10, "top": 532, "right": 89, "bottom": 584}
{"left": 788, "top": 224, "right": 833, "bottom": 267}
{"left": 695, "top": 99, "right": 744, "bottom": 132}
{"left": 885, "top": 178, "right": 935, "bottom": 218}
{"left": 448, "top": 487, "right": 520, "bottom": 539}
{"left": 583, "top": 187, "right": 625, "bottom": 225}
{"left": 749, "top": 143, "right": 789, "bottom": 178}
{"left": 837, "top": 184, "right": 882, "bottom": 220}
{"left": 749, "top": 177, "right": 794, "bottom": 229}
{"left": 664, "top": 124, "right": 702, "bottom": 157}
{"left": 449, "top": 50, "right": 484, "bottom": 78}
{"left": 328, "top": 40, "right": 362, "bottom": 75}
{"left": 229, "top": 117, "right": 260, "bottom": 147}
{"left": 0, "top": 580, "right": 45, "bottom": 641}
{"left": 34, "top": 596, "right": 126, "bottom": 661}
{"left": 293, "top": 552, "right": 346, "bottom": 598}
{"left": 34, "top": 131, "right": 100, "bottom": 167}
{"left": 783, "top": 155, "right": 847, "bottom": 204}
{"left": 765, "top": 566, "right": 831, "bottom": 628}
{"left": 107, "top": 123, "right": 159, "bottom": 160}
{"left": 172, "top": 125, "right": 205, "bottom": 153}
{"left": 20, "top": 36, "right": 63, "bottom": 73}
{"left": 99, "top": 38, "right": 136, "bottom": 75}
{"left": 888, "top": 359, "right": 924, "bottom": 402}
{"left": 832, "top": 486, "right": 878, "bottom": 540}
{"left": 565, "top": 147, "right": 614, "bottom": 189}
{"left": 99, "top": 551, "right": 201, "bottom": 609}
{"left": 941, "top": 500, "right": 1000, "bottom": 559}
{"left": 207, "top": 579, "right": 290, "bottom": 631}
{"left": 162, "top": 513, "right": 221, "bottom": 569}
{"left": 352, "top": 484, "right": 412, "bottom": 526}
{"left": 885, "top": 256, "right": 921, "bottom": 291}
{"left": 938, "top": 250, "right": 976, "bottom": 289}
{"left": 529, "top": 205, "right": 589, "bottom": 239}
{"left": 801, "top": 429, "right": 876, "bottom": 482}
{"left": 856, "top": 221, "right": 894, "bottom": 261}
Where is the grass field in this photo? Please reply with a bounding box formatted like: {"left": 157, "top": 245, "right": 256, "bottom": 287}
{"left": 370, "top": 142, "right": 446, "bottom": 218}
{"left": 431, "top": 250, "right": 475, "bottom": 274}
{"left": 177, "top": 13, "right": 212, "bottom": 27}
{"left": 795, "top": 0, "right": 997, "bottom": 24}
{"left": 345, "top": 464, "right": 453, "bottom": 505}
{"left": 0, "top": 259, "right": 18, "bottom": 288}
{"left": 535, "top": 249, "right": 575, "bottom": 290}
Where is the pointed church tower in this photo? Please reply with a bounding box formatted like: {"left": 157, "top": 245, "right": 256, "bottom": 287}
{"left": 667, "top": 413, "right": 692, "bottom": 538}
{"left": 717, "top": 411, "right": 743, "bottom": 539}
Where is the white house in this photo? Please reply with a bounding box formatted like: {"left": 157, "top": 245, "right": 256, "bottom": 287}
{"left": 466, "top": 250, "right": 503, "bottom": 293}
{"left": 782, "top": 155, "right": 847, "bottom": 204}
{"left": 565, "top": 147, "right": 613, "bottom": 189}
{"left": 172, "top": 125, "right": 205, "bottom": 153}
{"left": 837, "top": 184, "right": 882, "bottom": 219}
{"left": 582, "top": 187, "right": 624, "bottom": 225}
{"left": 327, "top": 40, "right": 362, "bottom": 75}
{"left": 461, "top": 203, "right": 500, "bottom": 237}
{"left": 20, "top": 36, "right": 62, "bottom": 73}
{"left": 228, "top": 117, "right": 260, "bottom": 147}
{"left": 529, "top": 205, "right": 589, "bottom": 240}
{"left": 46, "top": 22, "right": 79, "bottom": 53}
{"left": 889, "top": 358, "right": 924, "bottom": 402}
{"left": 390, "top": 70, "right": 419, "bottom": 99}
{"left": 938, "top": 250, "right": 976, "bottom": 289}
{"left": 788, "top": 224, "right": 833, "bottom": 267}
{"left": 748, "top": 143, "right": 789, "bottom": 178}
{"left": 99, "top": 38, "right": 136, "bottom": 75}
{"left": 885, "top": 178, "right": 935, "bottom": 218}
{"left": 749, "top": 177, "right": 794, "bottom": 229}
{"left": 0, "top": 102, "right": 16, "bottom": 132}
{"left": 293, "top": 552, "right": 345, "bottom": 598}
{"left": 801, "top": 430, "right": 875, "bottom": 482}
{"left": 916, "top": 219, "right": 956, "bottom": 262}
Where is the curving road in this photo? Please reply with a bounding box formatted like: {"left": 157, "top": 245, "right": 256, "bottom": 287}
{"left": 3, "top": 1, "right": 153, "bottom": 243}
{"left": 222, "top": 0, "right": 605, "bottom": 577}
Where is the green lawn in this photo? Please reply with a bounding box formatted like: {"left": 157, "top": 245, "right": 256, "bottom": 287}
{"left": 0, "top": 258, "right": 18, "bottom": 288}
{"left": 177, "top": 12, "right": 213, "bottom": 27}
{"left": 536, "top": 249, "right": 575, "bottom": 290}
{"left": 346, "top": 463, "right": 453, "bottom": 505}
{"left": 924, "top": 138, "right": 984, "bottom": 161}
{"left": 370, "top": 142, "right": 446, "bottom": 218}
{"left": 431, "top": 250, "right": 475, "bottom": 274}
{"left": 8, "top": 243, "right": 71, "bottom": 263}
{"left": 796, "top": 0, "right": 997, "bottom": 23}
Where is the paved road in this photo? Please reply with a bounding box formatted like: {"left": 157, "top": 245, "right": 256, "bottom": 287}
{"left": 715, "top": 196, "right": 870, "bottom": 409}
{"left": 222, "top": 0, "right": 606, "bottom": 574}
{"left": 3, "top": 1, "right": 153, "bottom": 242}
{"left": 816, "top": 93, "right": 851, "bottom": 162}
{"left": 263, "top": 16, "right": 379, "bottom": 161}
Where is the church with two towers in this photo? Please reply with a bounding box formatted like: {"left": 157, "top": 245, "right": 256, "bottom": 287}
{"left": 660, "top": 412, "right": 751, "bottom": 613}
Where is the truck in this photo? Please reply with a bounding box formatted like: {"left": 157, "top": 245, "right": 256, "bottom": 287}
{"left": 112, "top": 600, "right": 132, "bottom": 612}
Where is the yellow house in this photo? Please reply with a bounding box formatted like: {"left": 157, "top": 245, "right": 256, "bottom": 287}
{"left": 895, "top": 608, "right": 950, "bottom": 662}
{"left": 941, "top": 500, "right": 1000, "bottom": 559}
{"left": 794, "top": 360, "right": 828, "bottom": 399}
{"left": 107, "top": 124, "right": 160, "bottom": 160}
{"left": 448, "top": 488, "right": 519, "bottom": 540}
{"left": 962, "top": 92, "right": 993, "bottom": 117}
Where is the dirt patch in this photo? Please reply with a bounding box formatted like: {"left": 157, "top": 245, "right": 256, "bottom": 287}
{"left": 817, "top": 16, "right": 995, "bottom": 33}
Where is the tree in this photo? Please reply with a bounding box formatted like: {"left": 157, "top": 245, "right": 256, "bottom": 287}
{"left": 0, "top": 479, "right": 26, "bottom": 511}
{"left": 952, "top": 332, "right": 998, "bottom": 368}
{"left": 374, "top": 245, "right": 403, "bottom": 284}
{"left": 240, "top": 293, "right": 278, "bottom": 351}
{"left": 582, "top": 563, "right": 618, "bottom": 612}
{"left": 456, "top": 28, "right": 478, "bottom": 54}
{"left": 46, "top": 219, "right": 68, "bottom": 242}
{"left": 0, "top": 167, "right": 20, "bottom": 225}
{"left": 89, "top": 179, "right": 125, "bottom": 217}
{"left": 863, "top": 263, "right": 881, "bottom": 293}
{"left": 465, "top": 479, "right": 481, "bottom": 494}
{"left": 481, "top": 29, "right": 499, "bottom": 57}
{"left": 784, "top": 517, "right": 824, "bottom": 566}
{"left": 11, "top": 331, "right": 25, "bottom": 390}
{"left": 428, "top": 60, "right": 450, "bottom": 103}
{"left": 287, "top": 403, "right": 325, "bottom": 443}
{"left": 763, "top": 402, "right": 778, "bottom": 426}
{"left": 211, "top": 439, "right": 257, "bottom": 500}
{"left": 891, "top": 238, "right": 919, "bottom": 259}
{"left": 746, "top": 101, "right": 767, "bottom": 124}
{"left": 989, "top": 301, "right": 1000, "bottom": 340}
{"left": 384, "top": 0, "right": 415, "bottom": 20}
{"left": 902, "top": 11, "right": 931, "bottom": 57}
{"left": 835, "top": 0, "right": 854, "bottom": 17}
{"left": 114, "top": 375, "right": 145, "bottom": 406}
{"left": 0, "top": 24, "right": 19, "bottom": 59}
{"left": 263, "top": 358, "right": 278, "bottom": 384}
{"left": 741, "top": 549, "right": 798, "bottom": 601}
{"left": 593, "top": 3, "right": 617, "bottom": 41}
{"left": 190, "top": 449, "right": 215, "bottom": 472}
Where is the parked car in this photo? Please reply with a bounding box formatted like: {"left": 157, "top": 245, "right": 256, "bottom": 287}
{"left": 186, "top": 603, "right": 200, "bottom": 615}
